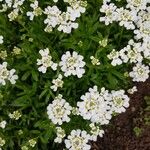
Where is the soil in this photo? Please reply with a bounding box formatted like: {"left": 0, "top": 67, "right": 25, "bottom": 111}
{"left": 91, "top": 78, "right": 150, "bottom": 150}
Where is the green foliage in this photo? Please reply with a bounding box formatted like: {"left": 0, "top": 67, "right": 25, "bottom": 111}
{"left": 144, "top": 96, "right": 150, "bottom": 125}
{"left": 133, "top": 127, "right": 143, "bottom": 137}
{"left": 0, "top": 0, "right": 135, "bottom": 149}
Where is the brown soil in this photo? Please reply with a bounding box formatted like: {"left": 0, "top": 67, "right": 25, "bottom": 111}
{"left": 91, "top": 78, "right": 150, "bottom": 150}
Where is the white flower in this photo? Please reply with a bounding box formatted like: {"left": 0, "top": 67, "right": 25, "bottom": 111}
{"left": 0, "top": 50, "right": 7, "bottom": 60}
{"left": 126, "top": 0, "right": 148, "bottom": 11}
{"left": 4, "top": 0, "right": 12, "bottom": 7}
{"left": 69, "top": 0, "right": 87, "bottom": 14}
{"left": 8, "top": 8, "right": 19, "bottom": 21}
{"left": 127, "top": 86, "right": 138, "bottom": 94}
{"left": 37, "top": 48, "right": 57, "bottom": 73}
{"left": 26, "top": 0, "right": 42, "bottom": 21}
{"left": 57, "top": 11, "right": 79, "bottom": 33}
{"left": 12, "top": 46, "right": 21, "bottom": 55}
{"left": 0, "top": 62, "right": 9, "bottom": 85}
{"left": 126, "top": 41, "right": 143, "bottom": 63}
{"left": 116, "top": 7, "right": 137, "bottom": 30}
{"left": 51, "top": 74, "right": 64, "bottom": 91}
{"left": 57, "top": 20, "right": 78, "bottom": 34}
{"left": 129, "top": 63, "right": 150, "bottom": 82}
{"left": 90, "top": 56, "right": 100, "bottom": 66}
{"left": 54, "top": 127, "right": 66, "bottom": 143}
{"left": 107, "top": 49, "right": 123, "bottom": 66}
{"left": 111, "top": 90, "right": 130, "bottom": 113}
{"left": 53, "top": 0, "right": 58, "bottom": 2}
{"left": 44, "top": 1, "right": 87, "bottom": 33}
{"left": 29, "top": 139, "right": 37, "bottom": 147}
{"left": 119, "top": 46, "right": 129, "bottom": 63}
{"left": 67, "top": 7, "right": 81, "bottom": 21}
{"left": 1, "top": 62, "right": 18, "bottom": 85}
{"left": 134, "top": 21, "right": 150, "bottom": 40}
{"left": 12, "top": 0, "right": 25, "bottom": 9}
{"left": 89, "top": 123, "right": 104, "bottom": 141}
{"left": 72, "top": 107, "right": 80, "bottom": 115}
{"left": 0, "top": 137, "right": 5, "bottom": 147}
{"left": 99, "top": 38, "right": 108, "bottom": 47}
{"left": 100, "top": 3, "right": 118, "bottom": 25}
{"left": 59, "top": 51, "right": 85, "bottom": 78}
{"left": 0, "top": 62, "right": 18, "bottom": 85}
{"left": 0, "top": 4, "right": 8, "bottom": 12}
{"left": 64, "top": 129, "right": 91, "bottom": 150}
{"left": 0, "top": 35, "right": 3, "bottom": 44}
{"left": 142, "top": 39, "right": 150, "bottom": 59}
{"left": 44, "top": 6, "right": 61, "bottom": 28}
{"left": 26, "top": 11, "right": 34, "bottom": 21}
{"left": 47, "top": 94, "right": 72, "bottom": 125}
{"left": 8, "top": 69, "right": 18, "bottom": 84}
{"left": 9, "top": 110, "right": 22, "bottom": 120}
{"left": 0, "top": 121, "right": 7, "bottom": 129}
{"left": 77, "top": 86, "right": 112, "bottom": 125}
{"left": 21, "top": 146, "right": 28, "bottom": 150}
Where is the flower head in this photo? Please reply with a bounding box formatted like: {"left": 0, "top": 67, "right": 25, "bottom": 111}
{"left": 77, "top": 86, "right": 112, "bottom": 125}
{"left": 65, "top": 129, "right": 91, "bottom": 150}
{"left": 37, "top": 48, "right": 58, "bottom": 73}
{"left": 54, "top": 127, "right": 66, "bottom": 143}
{"left": 47, "top": 94, "right": 72, "bottom": 125}
{"left": 51, "top": 74, "right": 64, "bottom": 91}
{"left": 0, "top": 121, "right": 7, "bottom": 129}
{"left": 59, "top": 51, "right": 85, "bottom": 78}
{"left": 29, "top": 139, "right": 37, "bottom": 147}
{"left": 129, "top": 63, "right": 149, "bottom": 82}
{"left": 111, "top": 90, "right": 130, "bottom": 113}
{"left": 0, "top": 62, "right": 18, "bottom": 85}
{"left": 89, "top": 123, "right": 104, "bottom": 141}
{"left": 0, "top": 35, "right": 3, "bottom": 44}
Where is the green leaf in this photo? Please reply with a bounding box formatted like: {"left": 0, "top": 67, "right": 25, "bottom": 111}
{"left": 21, "top": 71, "right": 31, "bottom": 81}
{"left": 32, "top": 70, "right": 39, "bottom": 81}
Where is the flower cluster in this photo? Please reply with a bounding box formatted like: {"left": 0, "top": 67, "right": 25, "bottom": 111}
{"left": 64, "top": 129, "right": 91, "bottom": 150}
{"left": 100, "top": 0, "right": 150, "bottom": 82}
{"left": 1, "top": 1, "right": 149, "bottom": 150}
{"left": 37, "top": 49, "right": 86, "bottom": 78}
{"left": 37, "top": 48, "right": 57, "bottom": 73}
{"left": 46, "top": 85, "right": 130, "bottom": 149}
{"left": 54, "top": 127, "right": 66, "bottom": 143}
{"left": 77, "top": 86, "right": 129, "bottom": 124}
{"left": 51, "top": 74, "right": 64, "bottom": 91}
{"left": 0, "top": 0, "right": 87, "bottom": 33}
{"left": 111, "top": 90, "right": 130, "bottom": 113}
{"left": 0, "top": 137, "right": 5, "bottom": 149}
{"left": 59, "top": 51, "right": 86, "bottom": 78}
{"left": 0, "top": 0, "right": 25, "bottom": 21}
{"left": 89, "top": 123, "right": 104, "bottom": 141}
{"left": 28, "top": 139, "right": 37, "bottom": 147}
{"left": 0, "top": 62, "right": 18, "bottom": 85}
{"left": 0, "top": 121, "right": 7, "bottom": 129}
{"left": 26, "top": 0, "right": 42, "bottom": 21}
{"left": 47, "top": 94, "right": 72, "bottom": 125}
{"left": 0, "top": 35, "right": 3, "bottom": 44}
{"left": 127, "top": 86, "right": 137, "bottom": 94}
{"left": 12, "top": 46, "right": 21, "bottom": 55}
{"left": 0, "top": 50, "right": 7, "bottom": 60}
{"left": 44, "top": 0, "right": 87, "bottom": 33}
{"left": 9, "top": 110, "right": 22, "bottom": 120}
{"left": 90, "top": 56, "right": 100, "bottom": 66}
{"left": 129, "top": 63, "right": 150, "bottom": 82}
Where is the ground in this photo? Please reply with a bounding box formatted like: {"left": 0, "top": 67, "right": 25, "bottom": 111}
{"left": 91, "top": 78, "right": 150, "bottom": 150}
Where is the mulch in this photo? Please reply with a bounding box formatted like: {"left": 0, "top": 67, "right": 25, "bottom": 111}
{"left": 91, "top": 78, "right": 150, "bottom": 150}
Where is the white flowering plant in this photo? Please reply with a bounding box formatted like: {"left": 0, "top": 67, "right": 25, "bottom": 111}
{"left": 0, "top": 0, "right": 149, "bottom": 149}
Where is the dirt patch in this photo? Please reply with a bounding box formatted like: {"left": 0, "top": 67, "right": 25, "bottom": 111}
{"left": 91, "top": 78, "right": 150, "bottom": 150}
